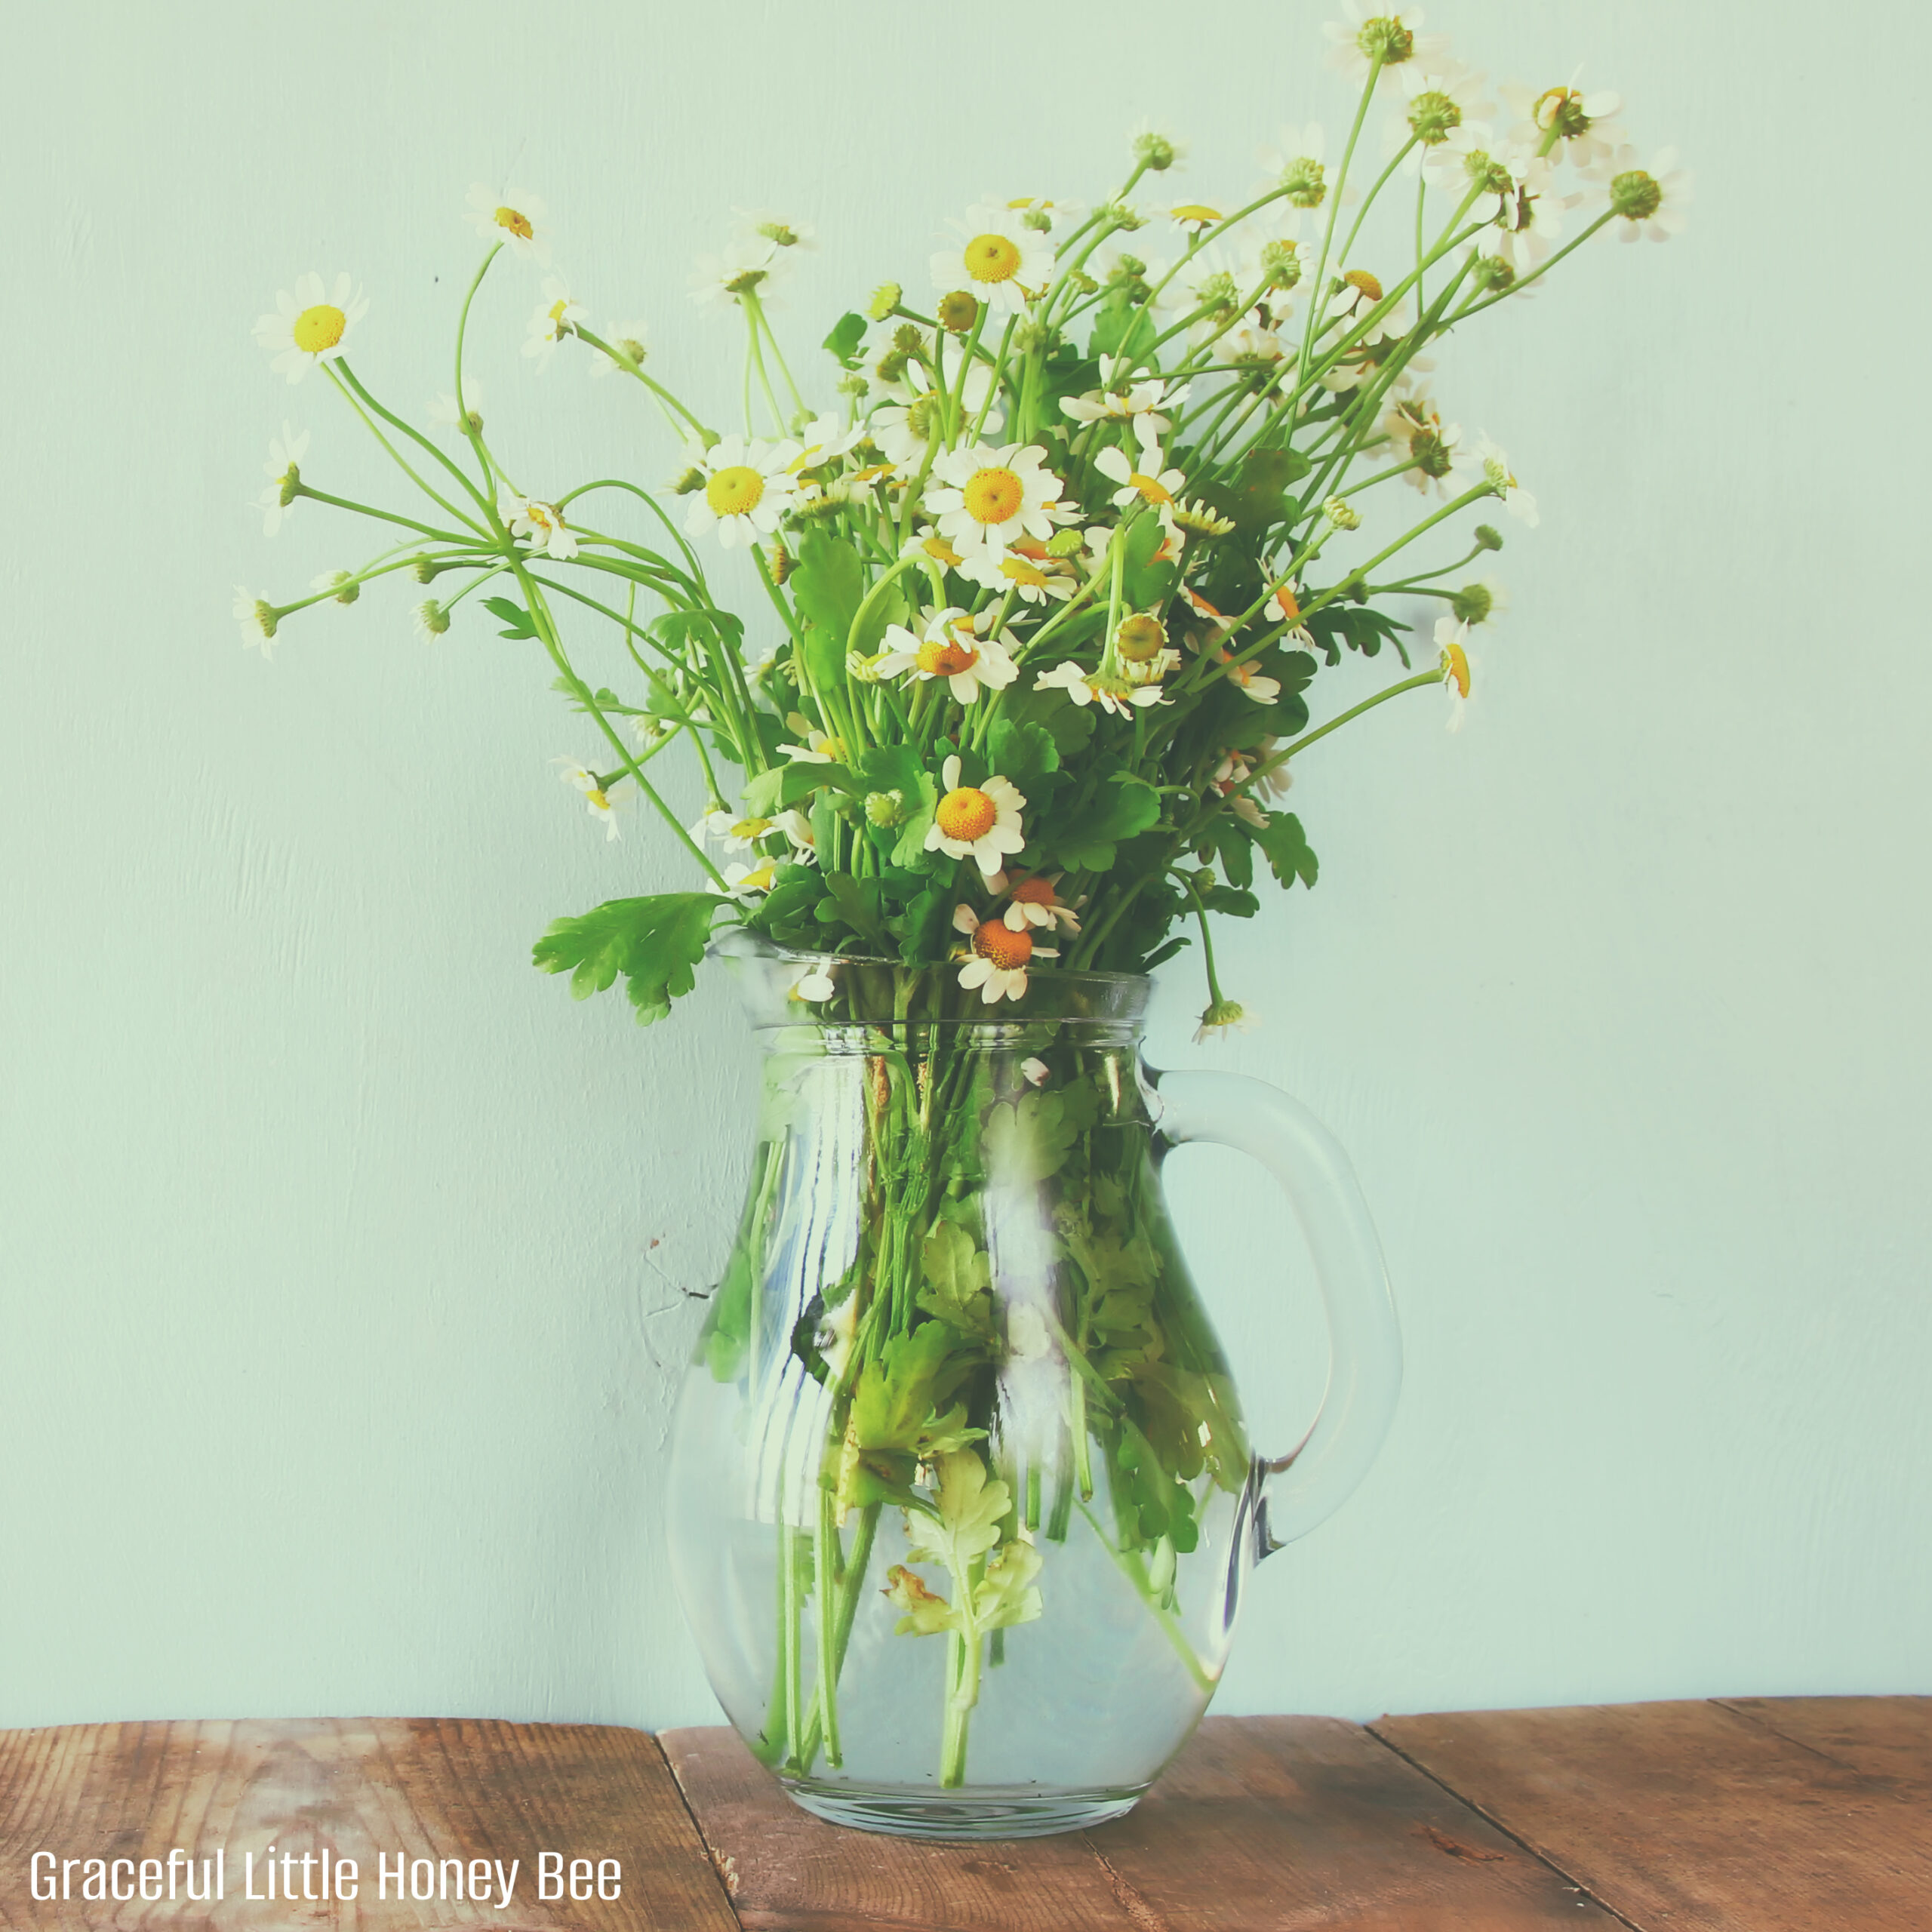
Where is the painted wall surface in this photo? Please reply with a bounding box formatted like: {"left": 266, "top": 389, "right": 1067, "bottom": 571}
{"left": 3, "top": 0, "right": 1927, "bottom": 1731}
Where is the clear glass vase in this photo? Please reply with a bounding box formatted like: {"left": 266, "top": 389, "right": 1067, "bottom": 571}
{"left": 666, "top": 937, "right": 1401, "bottom": 1838}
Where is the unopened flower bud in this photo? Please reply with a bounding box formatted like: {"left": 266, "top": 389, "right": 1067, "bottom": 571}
{"left": 891, "top": 323, "right": 924, "bottom": 352}
{"left": 1045, "top": 528, "right": 1086, "bottom": 558}
{"left": 410, "top": 553, "right": 438, "bottom": 583}
{"left": 1133, "top": 129, "right": 1180, "bottom": 171}
{"left": 836, "top": 372, "right": 869, "bottom": 398}
{"left": 1101, "top": 200, "right": 1146, "bottom": 232}
{"left": 1474, "top": 523, "right": 1504, "bottom": 551}
{"left": 937, "top": 291, "right": 979, "bottom": 334}
{"left": 1194, "top": 867, "right": 1217, "bottom": 894}
{"left": 866, "top": 282, "right": 903, "bottom": 321}
{"left": 875, "top": 348, "right": 910, "bottom": 384}
{"left": 769, "top": 542, "right": 795, "bottom": 586}
{"left": 1450, "top": 582, "right": 1494, "bottom": 624}
{"left": 864, "top": 789, "right": 907, "bottom": 829}
{"left": 1323, "top": 495, "right": 1361, "bottom": 531}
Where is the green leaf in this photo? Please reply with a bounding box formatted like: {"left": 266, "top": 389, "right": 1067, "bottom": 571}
{"left": 983, "top": 1081, "right": 1098, "bottom": 1186}
{"left": 790, "top": 530, "right": 866, "bottom": 641}
{"left": 1089, "top": 289, "right": 1157, "bottom": 364}
{"left": 986, "top": 718, "right": 1060, "bottom": 791}
{"left": 1196, "top": 445, "right": 1312, "bottom": 539}
{"left": 823, "top": 311, "right": 867, "bottom": 370}
{"left": 1047, "top": 772, "right": 1161, "bottom": 873}
{"left": 484, "top": 596, "right": 538, "bottom": 640}
{"left": 903, "top": 1451, "right": 1010, "bottom": 1569}
{"left": 1248, "top": 811, "right": 1319, "bottom": 891}
{"left": 822, "top": 872, "right": 886, "bottom": 943}
{"left": 740, "top": 758, "right": 855, "bottom": 818}
{"left": 886, "top": 885, "right": 949, "bottom": 964}
{"left": 917, "top": 1221, "right": 995, "bottom": 1341}
{"left": 531, "top": 892, "right": 724, "bottom": 1026}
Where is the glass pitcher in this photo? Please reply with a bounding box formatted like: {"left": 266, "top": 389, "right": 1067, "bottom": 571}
{"left": 666, "top": 938, "right": 1400, "bottom": 1838}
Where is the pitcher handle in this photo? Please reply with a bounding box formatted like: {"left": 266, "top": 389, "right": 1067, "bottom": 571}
{"left": 1143, "top": 1064, "right": 1402, "bottom": 1553}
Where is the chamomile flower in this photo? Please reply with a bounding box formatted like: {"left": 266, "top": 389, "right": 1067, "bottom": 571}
{"left": 1061, "top": 359, "right": 1190, "bottom": 454}
{"left": 731, "top": 209, "right": 816, "bottom": 255}
{"left": 589, "top": 318, "right": 649, "bottom": 379}
{"left": 956, "top": 914, "right": 1056, "bottom": 1004}
{"left": 1587, "top": 145, "right": 1692, "bottom": 244}
{"left": 1452, "top": 434, "right": 1538, "bottom": 525}
{"left": 1436, "top": 615, "right": 1474, "bottom": 730}
{"left": 253, "top": 272, "right": 369, "bottom": 383}
{"left": 1193, "top": 998, "right": 1251, "bottom": 1044}
{"left": 789, "top": 960, "right": 837, "bottom": 1004}
{"left": 1324, "top": 267, "right": 1407, "bottom": 346}
{"left": 255, "top": 423, "right": 308, "bottom": 536}
{"left": 925, "top": 755, "right": 1026, "bottom": 875}
{"left": 872, "top": 362, "right": 1002, "bottom": 468}
{"left": 428, "top": 382, "right": 484, "bottom": 435}
{"left": 1493, "top": 160, "right": 1578, "bottom": 273}
{"left": 555, "top": 758, "right": 629, "bottom": 841}
{"left": 412, "top": 599, "right": 450, "bottom": 642}
{"left": 1002, "top": 874, "right": 1081, "bottom": 935}
{"left": 931, "top": 205, "right": 1050, "bottom": 318}
{"left": 1503, "top": 76, "right": 1626, "bottom": 171}
{"left": 688, "top": 242, "right": 778, "bottom": 307}
{"left": 1033, "top": 661, "right": 1168, "bottom": 718}
{"left": 790, "top": 411, "right": 862, "bottom": 472}
{"left": 1421, "top": 126, "right": 1514, "bottom": 219}
{"left": 924, "top": 441, "right": 1066, "bottom": 559}
{"left": 774, "top": 809, "right": 818, "bottom": 861}
{"left": 1258, "top": 123, "right": 1329, "bottom": 208}
{"left": 1323, "top": 2, "right": 1447, "bottom": 90}
{"left": 233, "top": 589, "right": 276, "bottom": 657}
{"left": 692, "top": 808, "right": 776, "bottom": 854}
{"left": 777, "top": 719, "right": 847, "bottom": 764}
{"left": 499, "top": 494, "right": 579, "bottom": 560}
{"left": 957, "top": 540, "right": 1078, "bottom": 607}
{"left": 1380, "top": 386, "right": 1463, "bottom": 496}
{"left": 1391, "top": 63, "right": 1493, "bottom": 171}
{"left": 875, "top": 609, "right": 1019, "bottom": 705}
{"left": 682, "top": 435, "right": 806, "bottom": 549}
{"left": 1094, "top": 443, "right": 1187, "bottom": 514}
{"left": 712, "top": 857, "right": 780, "bottom": 900}
{"left": 1005, "top": 195, "right": 1087, "bottom": 236}
{"left": 523, "top": 278, "right": 586, "bottom": 368}
{"left": 1450, "top": 575, "right": 1509, "bottom": 626}
{"left": 464, "top": 185, "right": 551, "bottom": 264}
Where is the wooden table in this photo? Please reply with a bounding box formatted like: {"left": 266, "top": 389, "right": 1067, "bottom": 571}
{"left": 2, "top": 1700, "right": 1924, "bottom": 1929}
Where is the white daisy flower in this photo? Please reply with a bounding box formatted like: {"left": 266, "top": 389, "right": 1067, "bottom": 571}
{"left": 1586, "top": 145, "right": 1692, "bottom": 245}
{"left": 1503, "top": 77, "right": 1626, "bottom": 171}
{"left": 1452, "top": 435, "right": 1537, "bottom": 525}
{"left": 1129, "top": 118, "right": 1189, "bottom": 173}
{"left": 688, "top": 242, "right": 780, "bottom": 308}
{"left": 731, "top": 209, "right": 817, "bottom": 255}
{"left": 429, "top": 382, "right": 484, "bottom": 435}
{"left": 310, "top": 570, "right": 358, "bottom": 605}
{"left": 683, "top": 435, "right": 806, "bottom": 549}
{"left": 924, "top": 441, "right": 1066, "bottom": 559}
{"left": 790, "top": 411, "right": 860, "bottom": 472}
{"left": 956, "top": 541, "right": 1079, "bottom": 607}
{"left": 555, "top": 758, "right": 629, "bottom": 840}
{"left": 1060, "top": 358, "right": 1190, "bottom": 451}
{"left": 925, "top": 755, "right": 1026, "bottom": 875}
{"left": 1193, "top": 998, "right": 1251, "bottom": 1044}
{"left": 1493, "top": 158, "right": 1579, "bottom": 274}
{"left": 1002, "top": 874, "right": 1081, "bottom": 935}
{"left": 1257, "top": 123, "right": 1329, "bottom": 209}
{"left": 589, "top": 318, "right": 649, "bottom": 380}
{"left": 956, "top": 915, "right": 1056, "bottom": 1004}
{"left": 930, "top": 205, "right": 1049, "bottom": 318}
{"left": 1032, "top": 660, "right": 1168, "bottom": 718}
{"left": 691, "top": 808, "right": 775, "bottom": 854}
{"left": 523, "top": 278, "right": 586, "bottom": 369}
{"left": 255, "top": 423, "right": 309, "bottom": 536}
{"left": 774, "top": 808, "right": 818, "bottom": 861}
{"left": 872, "top": 361, "right": 1003, "bottom": 469}
{"left": 1379, "top": 386, "right": 1463, "bottom": 497}
{"left": 1420, "top": 124, "right": 1514, "bottom": 218}
{"left": 789, "top": 960, "right": 837, "bottom": 1004}
{"left": 1436, "top": 615, "right": 1474, "bottom": 731}
{"left": 1390, "top": 63, "right": 1493, "bottom": 171}
{"left": 778, "top": 718, "right": 848, "bottom": 764}
{"left": 1323, "top": 2, "right": 1447, "bottom": 91}
{"left": 411, "top": 599, "right": 449, "bottom": 642}
{"left": 875, "top": 608, "right": 1019, "bottom": 705}
{"left": 253, "top": 272, "right": 369, "bottom": 384}
{"left": 1094, "top": 443, "right": 1187, "bottom": 514}
{"left": 232, "top": 588, "right": 276, "bottom": 658}
{"left": 464, "top": 185, "right": 551, "bottom": 264}
{"left": 499, "top": 494, "right": 580, "bottom": 560}
{"left": 711, "top": 857, "right": 780, "bottom": 900}
{"left": 1217, "top": 322, "right": 1290, "bottom": 368}
{"left": 1004, "top": 195, "right": 1087, "bottom": 235}
{"left": 1451, "top": 575, "right": 1509, "bottom": 626}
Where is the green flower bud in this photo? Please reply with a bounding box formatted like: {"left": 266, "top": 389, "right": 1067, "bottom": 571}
{"left": 1045, "top": 528, "right": 1086, "bottom": 558}
{"left": 891, "top": 323, "right": 924, "bottom": 352}
{"left": 864, "top": 789, "right": 907, "bottom": 829}
{"left": 1474, "top": 523, "right": 1504, "bottom": 551}
{"left": 1132, "top": 129, "right": 1180, "bottom": 171}
{"left": 1450, "top": 582, "right": 1493, "bottom": 624}
{"left": 1323, "top": 495, "right": 1361, "bottom": 531}
{"left": 410, "top": 554, "right": 438, "bottom": 583}
{"left": 866, "top": 282, "right": 903, "bottom": 321}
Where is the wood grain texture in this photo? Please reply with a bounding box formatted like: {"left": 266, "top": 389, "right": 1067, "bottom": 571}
{"left": 0, "top": 1719, "right": 737, "bottom": 1932}
{"left": 662, "top": 1716, "right": 1625, "bottom": 1931}
{"left": 1373, "top": 1697, "right": 1932, "bottom": 1932}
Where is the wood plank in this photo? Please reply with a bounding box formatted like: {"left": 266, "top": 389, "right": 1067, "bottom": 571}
{"left": 1715, "top": 1695, "right": 1932, "bottom": 1795}
{"left": 1374, "top": 1697, "right": 1932, "bottom": 1932}
{"left": 1081, "top": 1715, "right": 1627, "bottom": 1931}
{"left": 659, "top": 1725, "right": 1137, "bottom": 1932}
{"left": 0, "top": 1718, "right": 738, "bottom": 1932}
{"left": 663, "top": 1717, "right": 1626, "bottom": 1931}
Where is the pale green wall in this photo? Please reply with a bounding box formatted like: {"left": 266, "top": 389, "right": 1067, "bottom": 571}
{"left": 3, "top": 0, "right": 1927, "bottom": 1730}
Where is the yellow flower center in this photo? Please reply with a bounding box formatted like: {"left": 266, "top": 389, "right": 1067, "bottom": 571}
{"left": 921, "top": 534, "right": 964, "bottom": 567}
{"left": 1171, "top": 203, "right": 1223, "bottom": 225}
{"left": 730, "top": 817, "right": 772, "bottom": 841}
{"left": 587, "top": 789, "right": 611, "bottom": 811}
{"left": 707, "top": 466, "right": 765, "bottom": 517}
{"left": 1116, "top": 613, "right": 1168, "bottom": 662}
{"left": 1128, "top": 471, "right": 1173, "bottom": 505}
{"left": 494, "top": 205, "right": 534, "bottom": 241}
{"left": 1000, "top": 556, "right": 1049, "bottom": 589}
{"left": 1343, "top": 269, "right": 1384, "bottom": 303}
{"left": 1010, "top": 877, "right": 1057, "bottom": 907}
{"left": 1274, "top": 583, "right": 1302, "bottom": 620}
{"left": 962, "top": 466, "right": 1025, "bottom": 526}
{"left": 292, "top": 304, "right": 346, "bottom": 355}
{"left": 963, "top": 233, "right": 1022, "bottom": 285}
{"left": 937, "top": 786, "right": 998, "bottom": 841}
{"left": 917, "top": 638, "right": 979, "bottom": 677}
{"left": 972, "top": 919, "right": 1033, "bottom": 969}
{"left": 1442, "top": 641, "right": 1471, "bottom": 698}
{"left": 547, "top": 299, "right": 569, "bottom": 332}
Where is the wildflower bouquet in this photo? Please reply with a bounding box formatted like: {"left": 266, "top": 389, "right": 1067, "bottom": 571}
{"left": 242, "top": 6, "right": 1686, "bottom": 1804}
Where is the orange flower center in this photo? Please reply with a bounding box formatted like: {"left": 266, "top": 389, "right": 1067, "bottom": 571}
{"left": 972, "top": 920, "right": 1033, "bottom": 968}
{"left": 292, "top": 303, "right": 346, "bottom": 354}
{"left": 1443, "top": 641, "right": 1471, "bottom": 698}
{"left": 1010, "top": 877, "right": 1057, "bottom": 906}
{"left": 1343, "top": 269, "right": 1384, "bottom": 303}
{"left": 962, "top": 466, "right": 1025, "bottom": 525}
{"left": 936, "top": 786, "right": 998, "bottom": 841}
{"left": 1274, "top": 583, "right": 1301, "bottom": 620}
{"left": 917, "top": 638, "right": 979, "bottom": 677}
{"left": 1129, "top": 471, "right": 1173, "bottom": 504}
{"left": 494, "top": 205, "right": 535, "bottom": 241}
